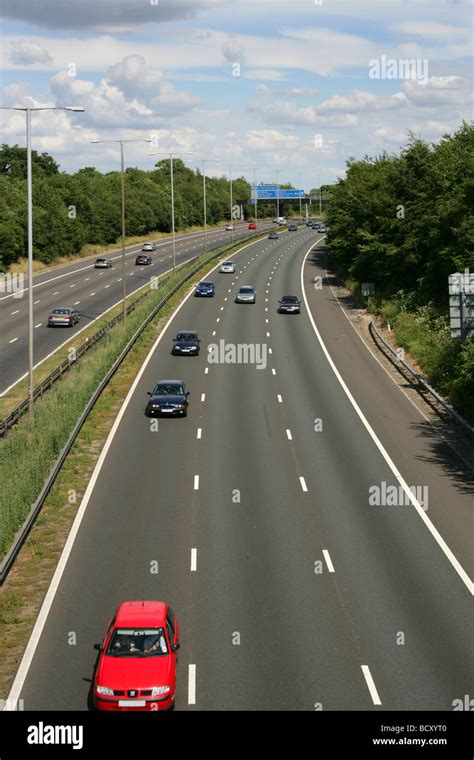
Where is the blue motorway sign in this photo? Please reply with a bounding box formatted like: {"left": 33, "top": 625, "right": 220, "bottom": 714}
{"left": 252, "top": 186, "right": 304, "bottom": 200}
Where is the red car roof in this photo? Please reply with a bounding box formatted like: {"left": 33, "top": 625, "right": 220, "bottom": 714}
{"left": 115, "top": 601, "right": 168, "bottom": 628}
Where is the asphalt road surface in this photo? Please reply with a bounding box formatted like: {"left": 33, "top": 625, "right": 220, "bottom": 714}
{"left": 0, "top": 222, "right": 273, "bottom": 395}
{"left": 10, "top": 227, "right": 473, "bottom": 710}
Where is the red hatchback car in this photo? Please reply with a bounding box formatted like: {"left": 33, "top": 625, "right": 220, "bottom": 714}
{"left": 248, "top": 222, "right": 257, "bottom": 229}
{"left": 93, "top": 601, "right": 180, "bottom": 711}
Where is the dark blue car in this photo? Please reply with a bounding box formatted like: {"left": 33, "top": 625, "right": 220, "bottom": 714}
{"left": 172, "top": 331, "right": 200, "bottom": 355}
{"left": 195, "top": 280, "right": 215, "bottom": 297}
{"left": 145, "top": 379, "right": 190, "bottom": 417}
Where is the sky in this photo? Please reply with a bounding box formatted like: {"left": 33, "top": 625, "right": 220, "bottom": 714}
{"left": 0, "top": 0, "right": 472, "bottom": 189}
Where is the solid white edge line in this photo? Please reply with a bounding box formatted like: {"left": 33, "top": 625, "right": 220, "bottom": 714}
{"left": 300, "top": 240, "right": 474, "bottom": 595}
{"left": 322, "top": 549, "right": 335, "bottom": 573}
{"left": 4, "top": 233, "right": 272, "bottom": 710}
{"left": 361, "top": 665, "right": 382, "bottom": 706}
{"left": 188, "top": 664, "right": 196, "bottom": 705}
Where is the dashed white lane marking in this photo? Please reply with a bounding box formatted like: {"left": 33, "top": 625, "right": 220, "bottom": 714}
{"left": 201, "top": 393, "right": 206, "bottom": 402}
{"left": 105, "top": 284, "right": 110, "bottom": 288}
{"left": 361, "top": 665, "right": 382, "bottom": 706}
{"left": 190, "top": 549, "right": 197, "bottom": 572}
{"left": 11, "top": 310, "right": 19, "bottom": 315}
{"left": 34, "top": 323, "right": 42, "bottom": 328}
{"left": 197, "top": 428, "right": 202, "bottom": 439}
{"left": 266, "top": 332, "right": 270, "bottom": 337}
{"left": 271, "top": 368, "right": 276, "bottom": 375}
{"left": 74, "top": 301, "right": 80, "bottom": 305}
{"left": 299, "top": 477, "right": 308, "bottom": 492}
{"left": 89, "top": 292, "right": 96, "bottom": 297}
{"left": 85, "top": 277, "right": 90, "bottom": 281}
{"left": 212, "top": 331, "right": 216, "bottom": 336}
{"left": 52, "top": 291, "right": 59, "bottom": 295}
{"left": 286, "top": 429, "right": 293, "bottom": 440}
{"left": 216, "top": 318, "right": 220, "bottom": 323}
{"left": 9, "top": 338, "right": 18, "bottom": 344}
{"left": 220, "top": 306, "right": 224, "bottom": 311}
{"left": 205, "top": 367, "right": 209, "bottom": 374}
{"left": 69, "top": 284, "right": 76, "bottom": 288}
{"left": 193, "top": 475, "right": 199, "bottom": 490}
{"left": 322, "top": 550, "right": 335, "bottom": 573}
{"left": 268, "top": 348, "right": 272, "bottom": 354}
{"left": 277, "top": 394, "right": 283, "bottom": 403}
{"left": 34, "top": 300, "right": 40, "bottom": 305}
{"left": 300, "top": 241, "right": 474, "bottom": 595}
{"left": 188, "top": 665, "right": 196, "bottom": 705}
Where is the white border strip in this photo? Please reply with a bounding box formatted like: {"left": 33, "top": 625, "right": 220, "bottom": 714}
{"left": 301, "top": 241, "right": 473, "bottom": 595}
{"left": 4, "top": 233, "right": 271, "bottom": 710}
{"left": 361, "top": 665, "right": 382, "bottom": 706}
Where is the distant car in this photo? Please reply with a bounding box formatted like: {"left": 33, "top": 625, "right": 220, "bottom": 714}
{"left": 47, "top": 307, "right": 79, "bottom": 327}
{"left": 312, "top": 223, "right": 321, "bottom": 230}
{"left": 319, "top": 224, "right": 327, "bottom": 232}
{"left": 93, "top": 601, "right": 180, "bottom": 711}
{"left": 95, "top": 257, "right": 112, "bottom": 269}
{"left": 135, "top": 254, "right": 152, "bottom": 265}
{"left": 146, "top": 380, "right": 190, "bottom": 417}
{"left": 219, "top": 261, "right": 235, "bottom": 273}
{"left": 141, "top": 242, "right": 157, "bottom": 252}
{"left": 268, "top": 231, "right": 279, "bottom": 239}
{"left": 194, "top": 280, "right": 215, "bottom": 297}
{"left": 172, "top": 331, "right": 200, "bottom": 356}
{"left": 248, "top": 222, "right": 257, "bottom": 230}
{"left": 225, "top": 224, "right": 234, "bottom": 231}
{"left": 288, "top": 224, "right": 298, "bottom": 232}
{"left": 278, "top": 295, "right": 301, "bottom": 314}
{"left": 306, "top": 220, "right": 315, "bottom": 227}
{"left": 235, "top": 285, "right": 256, "bottom": 304}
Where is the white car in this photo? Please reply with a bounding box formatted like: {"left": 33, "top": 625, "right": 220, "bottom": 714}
{"left": 142, "top": 242, "right": 157, "bottom": 251}
{"left": 220, "top": 261, "right": 236, "bottom": 273}
{"left": 225, "top": 224, "right": 234, "bottom": 231}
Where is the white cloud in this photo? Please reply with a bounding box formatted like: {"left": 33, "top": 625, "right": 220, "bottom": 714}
{"left": 248, "top": 98, "right": 359, "bottom": 127}
{"left": 401, "top": 76, "right": 472, "bottom": 107}
{"left": 8, "top": 41, "right": 54, "bottom": 66}
{"left": 319, "top": 90, "right": 408, "bottom": 112}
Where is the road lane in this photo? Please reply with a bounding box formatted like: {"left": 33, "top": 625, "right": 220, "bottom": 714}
{"left": 10, "top": 227, "right": 472, "bottom": 711}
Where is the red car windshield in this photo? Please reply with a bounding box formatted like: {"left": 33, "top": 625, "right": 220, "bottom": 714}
{"left": 107, "top": 628, "right": 168, "bottom": 657}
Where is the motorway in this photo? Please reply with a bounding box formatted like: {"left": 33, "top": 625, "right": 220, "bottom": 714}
{"left": 9, "top": 227, "right": 473, "bottom": 710}
{"left": 0, "top": 221, "right": 272, "bottom": 396}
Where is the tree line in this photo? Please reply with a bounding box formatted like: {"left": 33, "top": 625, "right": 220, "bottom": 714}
{"left": 0, "top": 147, "right": 270, "bottom": 269}
{"left": 325, "top": 122, "right": 474, "bottom": 306}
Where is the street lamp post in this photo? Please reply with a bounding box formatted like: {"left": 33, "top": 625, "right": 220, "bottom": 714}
{"left": 201, "top": 159, "right": 221, "bottom": 254}
{"left": 0, "top": 105, "right": 84, "bottom": 418}
{"left": 91, "top": 138, "right": 152, "bottom": 321}
{"left": 297, "top": 171, "right": 303, "bottom": 220}
{"left": 149, "top": 151, "right": 193, "bottom": 272}
{"left": 228, "top": 164, "right": 247, "bottom": 244}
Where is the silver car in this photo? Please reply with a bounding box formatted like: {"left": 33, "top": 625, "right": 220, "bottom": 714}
{"left": 235, "top": 285, "right": 256, "bottom": 304}
{"left": 220, "top": 261, "right": 236, "bottom": 273}
{"left": 94, "top": 257, "right": 112, "bottom": 268}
